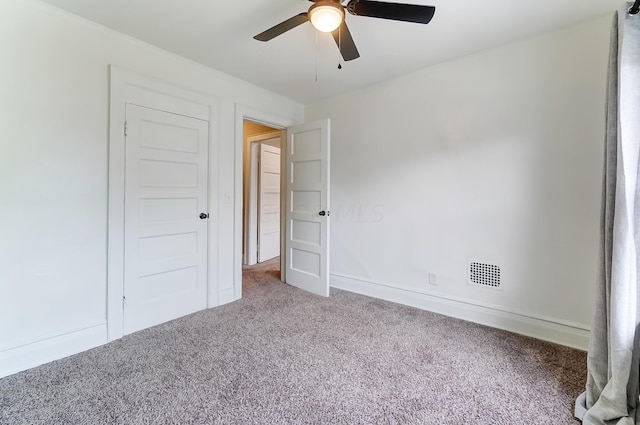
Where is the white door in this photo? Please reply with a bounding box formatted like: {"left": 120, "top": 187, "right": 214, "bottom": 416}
{"left": 258, "top": 144, "right": 281, "bottom": 262}
{"left": 124, "top": 104, "right": 209, "bottom": 334}
{"left": 284, "top": 119, "right": 330, "bottom": 297}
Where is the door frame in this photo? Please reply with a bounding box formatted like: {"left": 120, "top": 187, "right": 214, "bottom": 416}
{"left": 234, "top": 106, "right": 296, "bottom": 300}
{"left": 108, "top": 67, "right": 219, "bottom": 342}
{"left": 244, "top": 131, "right": 281, "bottom": 266}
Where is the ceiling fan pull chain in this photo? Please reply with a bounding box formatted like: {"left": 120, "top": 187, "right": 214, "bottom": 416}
{"left": 315, "top": 31, "right": 319, "bottom": 82}
{"left": 338, "top": 24, "right": 343, "bottom": 69}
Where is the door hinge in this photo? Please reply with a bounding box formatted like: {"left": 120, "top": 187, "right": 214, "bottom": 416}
{"left": 124, "top": 121, "right": 128, "bottom": 137}
{"left": 122, "top": 295, "right": 126, "bottom": 309}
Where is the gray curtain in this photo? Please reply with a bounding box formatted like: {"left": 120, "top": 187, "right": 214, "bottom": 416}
{"left": 575, "top": 3, "right": 640, "bottom": 425}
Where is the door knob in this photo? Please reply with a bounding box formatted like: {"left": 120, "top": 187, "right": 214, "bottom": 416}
{"left": 199, "top": 213, "right": 209, "bottom": 219}
{"left": 319, "top": 211, "right": 330, "bottom": 216}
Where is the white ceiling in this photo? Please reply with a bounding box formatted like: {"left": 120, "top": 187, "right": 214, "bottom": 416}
{"left": 40, "top": 0, "right": 620, "bottom": 103}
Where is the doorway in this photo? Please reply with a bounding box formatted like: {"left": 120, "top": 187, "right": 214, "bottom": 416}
{"left": 242, "top": 120, "right": 282, "bottom": 277}
{"left": 108, "top": 67, "right": 219, "bottom": 341}
{"left": 234, "top": 107, "right": 331, "bottom": 301}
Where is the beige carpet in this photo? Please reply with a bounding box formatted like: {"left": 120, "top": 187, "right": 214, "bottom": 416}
{"left": 0, "top": 257, "right": 585, "bottom": 424}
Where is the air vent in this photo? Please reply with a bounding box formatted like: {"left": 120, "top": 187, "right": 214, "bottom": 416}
{"left": 468, "top": 260, "right": 501, "bottom": 289}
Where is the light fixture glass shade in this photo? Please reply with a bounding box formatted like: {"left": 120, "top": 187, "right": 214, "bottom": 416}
{"left": 309, "top": 5, "right": 344, "bottom": 32}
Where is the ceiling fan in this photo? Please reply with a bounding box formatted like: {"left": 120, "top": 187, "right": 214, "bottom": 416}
{"left": 253, "top": 0, "right": 436, "bottom": 62}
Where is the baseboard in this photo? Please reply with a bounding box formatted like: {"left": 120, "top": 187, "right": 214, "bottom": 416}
{"left": 0, "top": 324, "right": 108, "bottom": 378}
{"left": 219, "top": 287, "right": 236, "bottom": 305}
{"left": 330, "top": 274, "right": 590, "bottom": 350}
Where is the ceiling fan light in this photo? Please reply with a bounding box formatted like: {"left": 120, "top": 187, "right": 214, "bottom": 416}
{"left": 309, "top": 3, "right": 344, "bottom": 33}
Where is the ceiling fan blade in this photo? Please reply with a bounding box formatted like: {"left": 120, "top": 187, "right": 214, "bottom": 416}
{"left": 331, "top": 21, "right": 360, "bottom": 61}
{"left": 346, "top": 0, "right": 435, "bottom": 24}
{"left": 253, "top": 13, "right": 309, "bottom": 41}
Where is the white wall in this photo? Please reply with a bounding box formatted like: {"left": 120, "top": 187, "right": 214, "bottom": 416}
{"left": 307, "top": 16, "right": 611, "bottom": 349}
{"left": 0, "top": 0, "right": 303, "bottom": 376}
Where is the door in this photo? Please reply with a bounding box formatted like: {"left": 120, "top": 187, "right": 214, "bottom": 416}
{"left": 258, "top": 143, "right": 281, "bottom": 262}
{"left": 284, "top": 119, "right": 330, "bottom": 297}
{"left": 124, "top": 104, "right": 209, "bottom": 334}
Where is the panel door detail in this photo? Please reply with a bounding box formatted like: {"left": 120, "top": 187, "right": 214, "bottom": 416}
{"left": 124, "top": 104, "right": 209, "bottom": 334}
{"left": 258, "top": 144, "right": 281, "bottom": 262}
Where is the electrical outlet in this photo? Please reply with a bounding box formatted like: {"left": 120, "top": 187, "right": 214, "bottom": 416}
{"left": 428, "top": 273, "right": 437, "bottom": 286}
